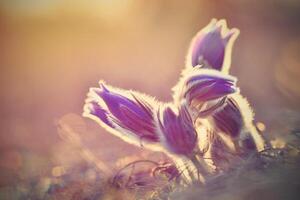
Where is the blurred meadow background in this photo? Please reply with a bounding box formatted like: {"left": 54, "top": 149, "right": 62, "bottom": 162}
{"left": 0, "top": 0, "right": 300, "bottom": 199}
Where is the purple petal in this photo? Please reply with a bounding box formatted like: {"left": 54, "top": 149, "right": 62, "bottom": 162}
{"left": 212, "top": 98, "right": 243, "bottom": 138}
{"left": 86, "top": 101, "right": 113, "bottom": 128}
{"left": 187, "top": 79, "right": 236, "bottom": 102}
{"left": 96, "top": 83, "right": 149, "bottom": 121}
{"left": 182, "top": 70, "right": 238, "bottom": 103}
{"left": 157, "top": 105, "right": 197, "bottom": 156}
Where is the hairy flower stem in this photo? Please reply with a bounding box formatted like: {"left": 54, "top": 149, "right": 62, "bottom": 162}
{"left": 190, "top": 155, "right": 209, "bottom": 183}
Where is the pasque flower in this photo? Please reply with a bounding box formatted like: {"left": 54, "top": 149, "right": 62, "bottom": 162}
{"left": 173, "top": 68, "right": 238, "bottom": 118}
{"left": 211, "top": 94, "right": 265, "bottom": 153}
{"left": 83, "top": 73, "right": 240, "bottom": 181}
{"left": 156, "top": 104, "right": 197, "bottom": 157}
{"left": 186, "top": 19, "right": 239, "bottom": 71}
{"left": 156, "top": 104, "right": 213, "bottom": 181}
{"left": 83, "top": 18, "right": 266, "bottom": 182}
{"left": 183, "top": 19, "right": 265, "bottom": 157}
{"left": 83, "top": 81, "right": 161, "bottom": 148}
{"left": 83, "top": 71, "right": 238, "bottom": 156}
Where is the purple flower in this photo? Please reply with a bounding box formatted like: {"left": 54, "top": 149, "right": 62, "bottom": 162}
{"left": 156, "top": 104, "right": 197, "bottom": 157}
{"left": 173, "top": 68, "right": 238, "bottom": 117}
{"left": 81, "top": 19, "right": 266, "bottom": 183}
{"left": 83, "top": 81, "right": 160, "bottom": 147}
{"left": 212, "top": 94, "right": 265, "bottom": 152}
{"left": 212, "top": 98, "right": 243, "bottom": 138}
{"left": 186, "top": 19, "right": 239, "bottom": 71}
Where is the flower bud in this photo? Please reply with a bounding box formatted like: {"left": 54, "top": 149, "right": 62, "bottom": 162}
{"left": 157, "top": 104, "right": 197, "bottom": 156}
{"left": 186, "top": 19, "right": 239, "bottom": 71}
{"left": 213, "top": 98, "right": 243, "bottom": 138}
{"left": 83, "top": 81, "right": 160, "bottom": 146}
{"left": 173, "top": 68, "right": 238, "bottom": 117}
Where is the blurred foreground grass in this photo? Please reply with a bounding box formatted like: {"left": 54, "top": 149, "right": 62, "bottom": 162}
{"left": 1, "top": 113, "right": 300, "bottom": 200}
